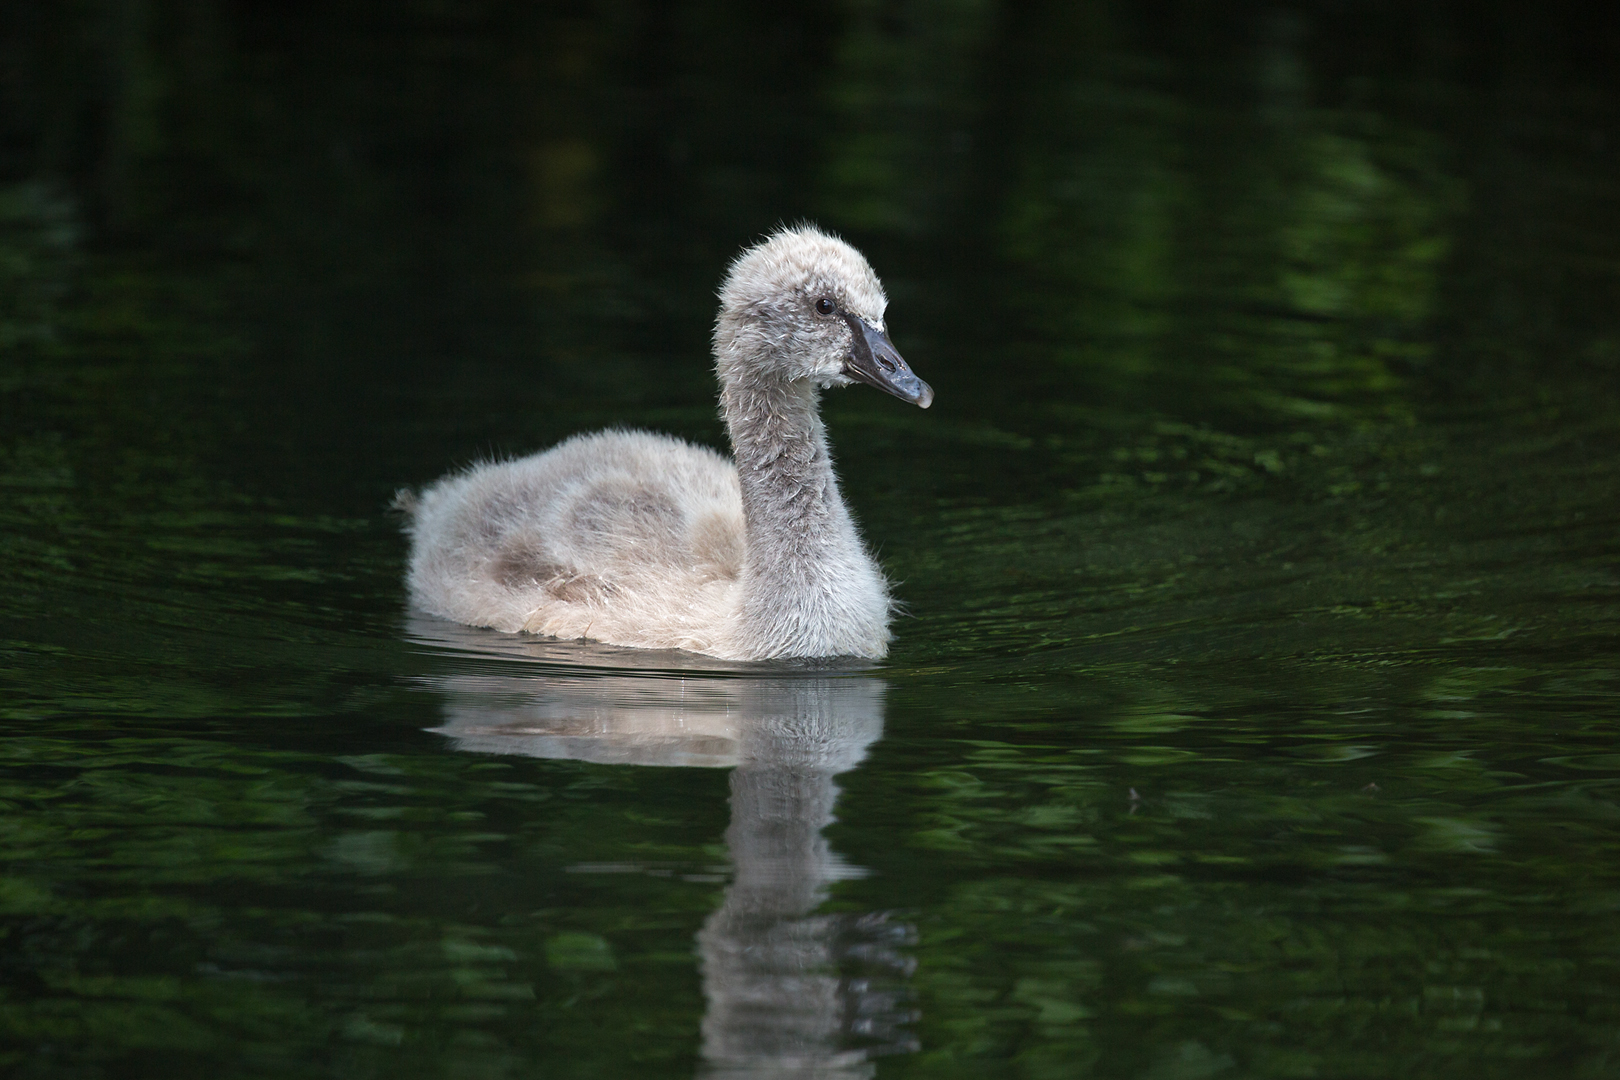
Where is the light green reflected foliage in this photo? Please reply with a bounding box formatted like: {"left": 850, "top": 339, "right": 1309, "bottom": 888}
{"left": 991, "top": 35, "right": 1461, "bottom": 425}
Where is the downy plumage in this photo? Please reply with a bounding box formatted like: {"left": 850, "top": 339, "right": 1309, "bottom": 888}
{"left": 399, "top": 225, "right": 932, "bottom": 660}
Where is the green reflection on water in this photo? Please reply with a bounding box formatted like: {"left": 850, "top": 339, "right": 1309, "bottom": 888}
{"left": 2, "top": 0, "right": 1618, "bottom": 1076}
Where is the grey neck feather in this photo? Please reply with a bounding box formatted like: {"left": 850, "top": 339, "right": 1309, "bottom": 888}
{"left": 720, "top": 374, "right": 868, "bottom": 646}
{"left": 722, "top": 376, "right": 856, "bottom": 565}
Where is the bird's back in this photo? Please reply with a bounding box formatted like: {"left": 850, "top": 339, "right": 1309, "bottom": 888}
{"left": 403, "top": 430, "right": 747, "bottom": 654}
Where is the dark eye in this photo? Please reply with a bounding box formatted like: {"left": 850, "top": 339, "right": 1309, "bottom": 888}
{"left": 815, "top": 297, "right": 836, "bottom": 316}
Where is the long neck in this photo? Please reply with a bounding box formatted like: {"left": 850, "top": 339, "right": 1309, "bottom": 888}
{"left": 720, "top": 375, "right": 887, "bottom": 658}
{"left": 723, "top": 377, "right": 852, "bottom": 571}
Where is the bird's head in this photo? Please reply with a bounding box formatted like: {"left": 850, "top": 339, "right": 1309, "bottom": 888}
{"left": 714, "top": 224, "right": 933, "bottom": 408}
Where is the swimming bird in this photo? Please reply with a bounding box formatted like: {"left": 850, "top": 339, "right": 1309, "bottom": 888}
{"left": 398, "top": 224, "right": 933, "bottom": 661}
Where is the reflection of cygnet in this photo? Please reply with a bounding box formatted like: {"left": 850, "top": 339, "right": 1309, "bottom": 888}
{"left": 424, "top": 668, "right": 916, "bottom": 1076}
{"left": 431, "top": 673, "right": 756, "bottom": 769}
{"left": 696, "top": 683, "right": 917, "bottom": 1080}
{"left": 397, "top": 225, "right": 932, "bottom": 662}
{"left": 429, "top": 673, "right": 884, "bottom": 773}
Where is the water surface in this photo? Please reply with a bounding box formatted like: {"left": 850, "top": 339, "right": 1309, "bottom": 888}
{"left": 2, "top": 3, "right": 1618, "bottom": 1077}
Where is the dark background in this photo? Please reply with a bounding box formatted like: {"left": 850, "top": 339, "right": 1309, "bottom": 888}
{"left": 4, "top": 1, "right": 1615, "bottom": 510}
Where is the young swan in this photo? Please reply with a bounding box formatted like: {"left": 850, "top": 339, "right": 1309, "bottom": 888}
{"left": 400, "top": 225, "right": 933, "bottom": 661}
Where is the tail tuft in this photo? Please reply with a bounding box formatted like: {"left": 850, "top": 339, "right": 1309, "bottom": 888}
{"left": 389, "top": 488, "right": 420, "bottom": 519}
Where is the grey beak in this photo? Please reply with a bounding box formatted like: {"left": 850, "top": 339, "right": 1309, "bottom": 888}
{"left": 842, "top": 314, "right": 934, "bottom": 409}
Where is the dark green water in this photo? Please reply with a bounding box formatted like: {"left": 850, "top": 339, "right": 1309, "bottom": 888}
{"left": 3, "top": 2, "right": 1619, "bottom": 1077}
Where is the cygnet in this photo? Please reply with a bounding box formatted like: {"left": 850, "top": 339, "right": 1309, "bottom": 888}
{"left": 398, "top": 224, "right": 932, "bottom": 660}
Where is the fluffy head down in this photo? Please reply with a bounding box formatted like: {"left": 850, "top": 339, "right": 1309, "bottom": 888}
{"left": 713, "top": 224, "right": 888, "bottom": 387}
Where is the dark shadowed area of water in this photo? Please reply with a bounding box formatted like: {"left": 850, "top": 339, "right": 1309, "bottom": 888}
{"left": 2, "top": 2, "right": 1618, "bottom": 1077}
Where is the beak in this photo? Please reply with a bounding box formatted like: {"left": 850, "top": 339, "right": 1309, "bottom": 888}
{"left": 842, "top": 314, "right": 934, "bottom": 409}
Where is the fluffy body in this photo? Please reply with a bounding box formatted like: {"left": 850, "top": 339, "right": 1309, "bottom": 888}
{"left": 402, "top": 225, "right": 908, "bottom": 661}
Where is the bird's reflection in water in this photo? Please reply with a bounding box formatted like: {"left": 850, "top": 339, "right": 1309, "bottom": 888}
{"left": 409, "top": 616, "right": 918, "bottom": 1078}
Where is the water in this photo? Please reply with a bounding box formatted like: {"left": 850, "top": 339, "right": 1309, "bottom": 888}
{"left": 2, "top": 3, "right": 1618, "bottom": 1077}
